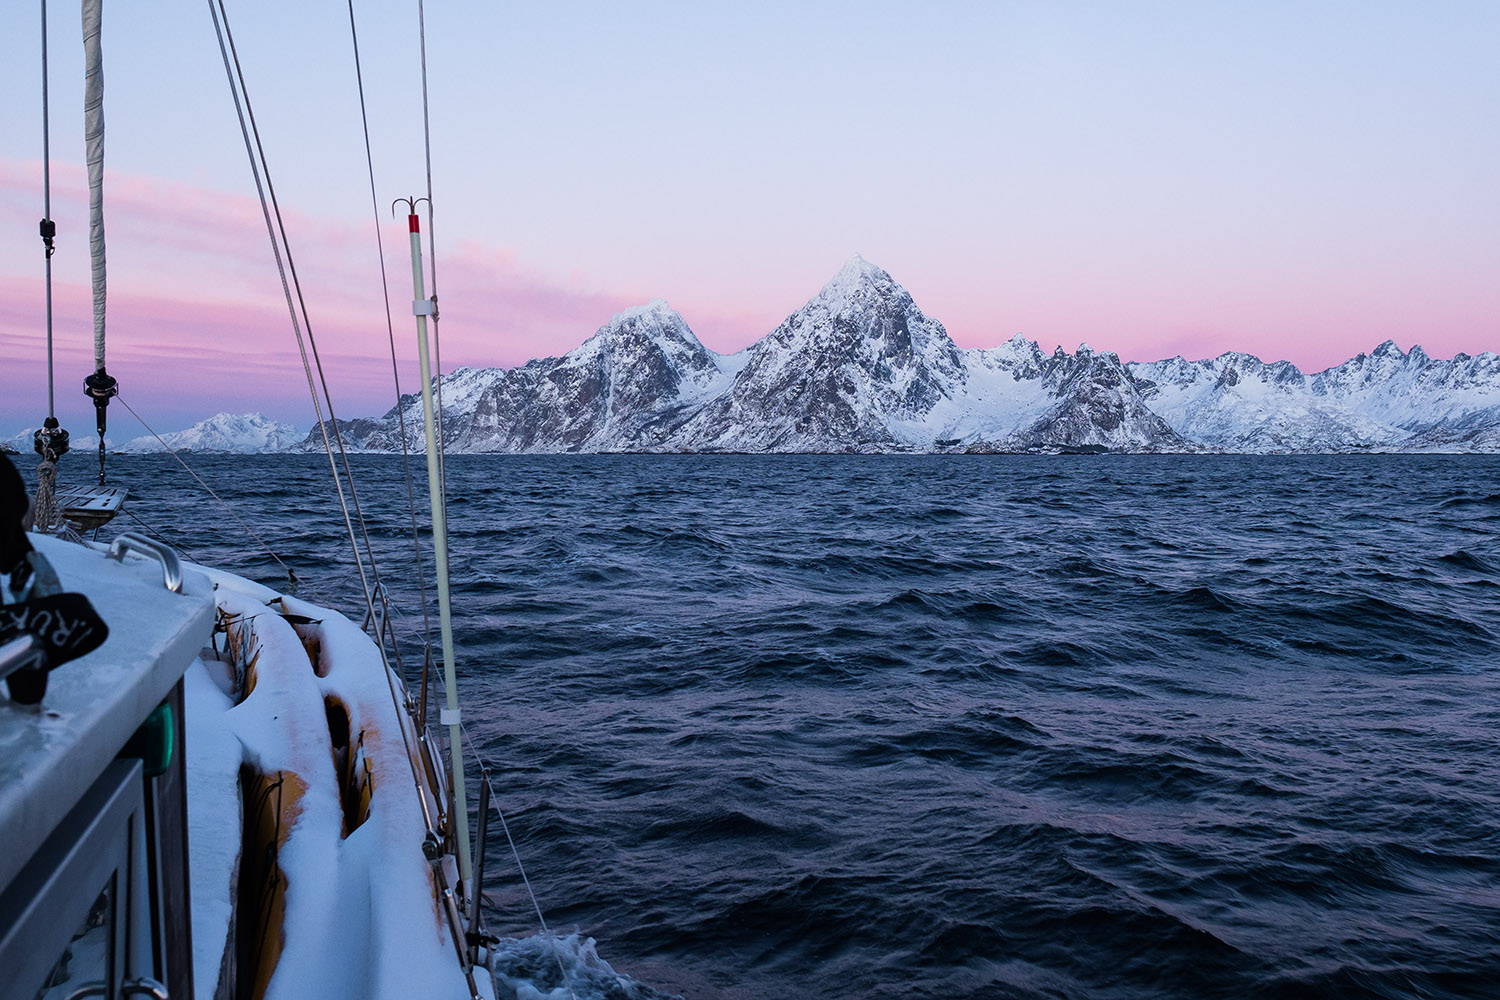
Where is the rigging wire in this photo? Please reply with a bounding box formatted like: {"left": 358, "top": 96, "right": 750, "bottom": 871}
{"left": 119, "top": 507, "right": 203, "bottom": 564}
{"left": 408, "top": 12, "right": 563, "bottom": 976}
{"left": 29, "top": 0, "right": 68, "bottom": 535}
{"left": 202, "top": 8, "right": 462, "bottom": 873}
{"left": 213, "top": 4, "right": 392, "bottom": 635}
{"left": 205, "top": 6, "right": 571, "bottom": 990}
{"left": 205, "top": 0, "right": 389, "bottom": 655}
{"left": 344, "top": 0, "right": 435, "bottom": 659}
{"left": 335, "top": 10, "right": 460, "bottom": 882}
{"left": 119, "top": 504, "right": 338, "bottom": 611}
{"left": 408, "top": 0, "right": 476, "bottom": 884}
{"left": 39, "top": 0, "right": 55, "bottom": 420}
{"left": 459, "top": 720, "right": 577, "bottom": 1000}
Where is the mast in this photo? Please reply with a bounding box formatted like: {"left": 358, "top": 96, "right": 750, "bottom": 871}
{"left": 400, "top": 199, "right": 472, "bottom": 884}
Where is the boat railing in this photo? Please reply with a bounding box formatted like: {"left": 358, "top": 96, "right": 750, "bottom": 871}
{"left": 106, "top": 532, "right": 183, "bottom": 593}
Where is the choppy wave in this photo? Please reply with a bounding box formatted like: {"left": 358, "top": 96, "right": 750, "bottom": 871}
{"left": 490, "top": 932, "right": 678, "bottom": 1000}
{"left": 96, "top": 453, "right": 1500, "bottom": 1000}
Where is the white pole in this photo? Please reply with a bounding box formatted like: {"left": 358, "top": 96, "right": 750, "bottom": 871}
{"left": 405, "top": 204, "right": 471, "bottom": 883}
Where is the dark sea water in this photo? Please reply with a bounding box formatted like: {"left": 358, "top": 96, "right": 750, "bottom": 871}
{"left": 86, "top": 454, "right": 1500, "bottom": 999}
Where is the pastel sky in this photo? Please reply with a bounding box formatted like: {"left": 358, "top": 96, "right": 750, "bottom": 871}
{"left": 2, "top": 1, "right": 1497, "bottom": 435}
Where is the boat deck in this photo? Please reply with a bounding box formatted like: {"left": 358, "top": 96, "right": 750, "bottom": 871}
{"left": 0, "top": 533, "right": 215, "bottom": 894}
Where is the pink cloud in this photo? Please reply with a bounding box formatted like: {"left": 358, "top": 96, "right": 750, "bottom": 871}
{"left": 0, "top": 158, "right": 669, "bottom": 432}
{"left": 5, "top": 156, "right": 1494, "bottom": 436}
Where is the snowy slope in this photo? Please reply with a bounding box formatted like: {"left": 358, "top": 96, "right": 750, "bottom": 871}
{"left": 996, "top": 345, "right": 1188, "bottom": 452}
{"left": 661, "top": 257, "right": 1185, "bottom": 452}
{"left": 117, "top": 412, "right": 301, "bottom": 454}
{"left": 1130, "top": 342, "right": 1500, "bottom": 452}
{"left": 1313, "top": 342, "right": 1500, "bottom": 451}
{"left": 670, "top": 255, "right": 968, "bottom": 451}
{"left": 317, "top": 302, "right": 738, "bottom": 454}
{"left": 463, "top": 299, "right": 738, "bottom": 452}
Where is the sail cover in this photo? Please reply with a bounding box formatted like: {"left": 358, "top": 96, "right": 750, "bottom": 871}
{"left": 82, "top": 0, "right": 105, "bottom": 372}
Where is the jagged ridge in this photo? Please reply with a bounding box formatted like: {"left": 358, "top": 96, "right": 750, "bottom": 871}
{"left": 256, "top": 257, "right": 1500, "bottom": 454}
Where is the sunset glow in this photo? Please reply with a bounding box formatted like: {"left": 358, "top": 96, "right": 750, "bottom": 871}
{"left": 2, "top": 2, "right": 1496, "bottom": 436}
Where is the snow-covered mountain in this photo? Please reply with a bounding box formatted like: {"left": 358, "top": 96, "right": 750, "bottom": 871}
{"left": 1131, "top": 342, "right": 1500, "bottom": 452}
{"left": 326, "top": 257, "right": 1195, "bottom": 454}
{"left": 667, "top": 258, "right": 1190, "bottom": 452}
{"left": 298, "top": 301, "right": 745, "bottom": 454}
{"left": 462, "top": 299, "right": 743, "bottom": 452}
{"left": 182, "top": 257, "right": 1500, "bottom": 455}
{"left": 117, "top": 412, "right": 302, "bottom": 454}
{"left": 993, "top": 344, "right": 1189, "bottom": 452}
{"left": 670, "top": 256, "right": 968, "bottom": 451}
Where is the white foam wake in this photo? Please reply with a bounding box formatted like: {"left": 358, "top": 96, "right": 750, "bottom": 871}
{"left": 488, "top": 932, "right": 679, "bottom": 1000}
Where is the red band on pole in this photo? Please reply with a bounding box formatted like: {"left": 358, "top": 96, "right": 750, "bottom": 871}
{"left": 409, "top": 214, "right": 421, "bottom": 234}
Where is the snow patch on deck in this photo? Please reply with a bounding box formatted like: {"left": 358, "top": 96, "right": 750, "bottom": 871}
{"left": 186, "top": 567, "right": 479, "bottom": 1000}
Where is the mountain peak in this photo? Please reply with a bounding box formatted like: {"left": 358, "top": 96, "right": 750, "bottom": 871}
{"left": 601, "top": 298, "right": 683, "bottom": 327}
{"left": 585, "top": 299, "right": 696, "bottom": 349}
{"left": 619, "top": 298, "right": 678, "bottom": 320}
{"left": 838, "top": 252, "right": 881, "bottom": 276}
{"left": 815, "top": 254, "right": 901, "bottom": 310}
{"left": 564, "top": 300, "right": 727, "bottom": 397}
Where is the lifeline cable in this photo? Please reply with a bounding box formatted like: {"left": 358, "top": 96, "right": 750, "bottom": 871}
{"left": 119, "top": 506, "right": 346, "bottom": 624}
{"left": 119, "top": 506, "right": 203, "bottom": 564}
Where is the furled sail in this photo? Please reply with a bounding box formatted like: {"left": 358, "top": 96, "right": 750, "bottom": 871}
{"left": 82, "top": 0, "right": 105, "bottom": 372}
{"left": 80, "top": 0, "right": 119, "bottom": 486}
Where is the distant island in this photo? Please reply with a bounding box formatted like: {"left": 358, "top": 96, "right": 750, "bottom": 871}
{"left": 9, "top": 258, "right": 1499, "bottom": 456}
